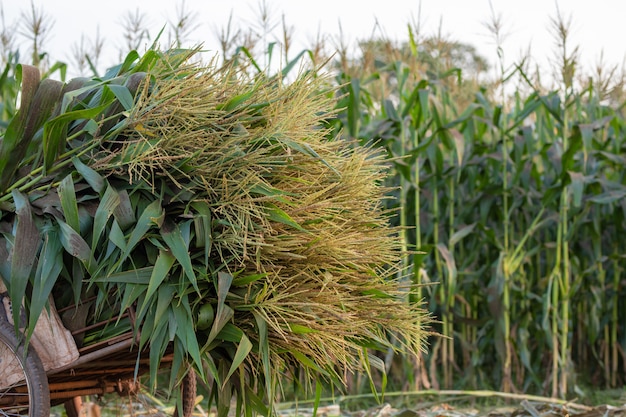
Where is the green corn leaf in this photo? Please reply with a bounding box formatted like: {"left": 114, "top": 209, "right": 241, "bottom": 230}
{"left": 248, "top": 183, "right": 292, "bottom": 203}
{"left": 9, "top": 189, "right": 41, "bottom": 328}
{"left": 57, "top": 218, "right": 96, "bottom": 275}
{"left": 368, "top": 351, "right": 387, "bottom": 397}
{"left": 436, "top": 243, "right": 457, "bottom": 294}
{"left": 69, "top": 259, "right": 85, "bottom": 307}
{"left": 169, "top": 343, "right": 184, "bottom": 395}
{"left": 141, "top": 250, "right": 176, "bottom": 315}
{"left": 232, "top": 46, "right": 261, "bottom": 74}
{"left": 243, "top": 387, "right": 270, "bottom": 417}
{"left": 58, "top": 78, "right": 99, "bottom": 113}
{"left": 160, "top": 219, "right": 198, "bottom": 293}
{"left": 91, "top": 185, "right": 120, "bottom": 250}
{"left": 0, "top": 237, "right": 10, "bottom": 284}
{"left": 28, "top": 225, "right": 63, "bottom": 340}
{"left": 277, "top": 135, "right": 340, "bottom": 176}
{"left": 122, "top": 200, "right": 164, "bottom": 263}
{"left": 517, "top": 327, "right": 534, "bottom": 374}
{"left": 108, "top": 219, "right": 126, "bottom": 251}
{"left": 449, "top": 223, "right": 476, "bottom": 246}
{"left": 115, "top": 284, "right": 145, "bottom": 318}
{"left": 224, "top": 333, "right": 252, "bottom": 386}
{"left": 57, "top": 174, "right": 80, "bottom": 233}
{"left": 288, "top": 323, "right": 318, "bottom": 334}
{"left": 510, "top": 208, "right": 546, "bottom": 265}
{"left": 182, "top": 301, "right": 203, "bottom": 379}
{"left": 568, "top": 171, "right": 585, "bottom": 208}
{"left": 202, "top": 354, "right": 221, "bottom": 387}
{"left": 589, "top": 188, "right": 626, "bottom": 204}
{"left": 506, "top": 94, "right": 541, "bottom": 134}
{"left": 253, "top": 311, "right": 272, "bottom": 403}
{"left": 190, "top": 201, "right": 211, "bottom": 265}
{"left": 418, "top": 88, "right": 430, "bottom": 121}
{"left": 289, "top": 350, "right": 327, "bottom": 375}
{"left": 107, "top": 84, "right": 134, "bottom": 111}
{"left": 0, "top": 66, "right": 51, "bottom": 192}
{"left": 91, "top": 267, "right": 154, "bottom": 284}
{"left": 313, "top": 379, "right": 323, "bottom": 417}
{"left": 0, "top": 65, "right": 40, "bottom": 178}
{"left": 492, "top": 104, "right": 503, "bottom": 127}
{"left": 117, "top": 50, "right": 142, "bottom": 74}
{"left": 172, "top": 295, "right": 203, "bottom": 377}
{"left": 383, "top": 99, "right": 400, "bottom": 122}
{"left": 42, "top": 103, "right": 110, "bottom": 174}
{"left": 148, "top": 316, "right": 170, "bottom": 386}
{"left": 209, "top": 322, "right": 243, "bottom": 344}
{"left": 138, "top": 301, "right": 156, "bottom": 350}
{"left": 280, "top": 48, "right": 312, "bottom": 79}
{"left": 113, "top": 189, "right": 135, "bottom": 230}
{"left": 347, "top": 78, "right": 360, "bottom": 138}
{"left": 216, "top": 89, "right": 254, "bottom": 112}
{"left": 401, "top": 86, "right": 420, "bottom": 119}
{"left": 81, "top": 119, "right": 99, "bottom": 136}
{"left": 206, "top": 271, "right": 235, "bottom": 346}
{"left": 152, "top": 283, "right": 176, "bottom": 333}
{"left": 72, "top": 157, "right": 105, "bottom": 193}
{"left": 360, "top": 288, "right": 393, "bottom": 299}
{"left": 209, "top": 304, "right": 235, "bottom": 344}
{"left": 265, "top": 203, "right": 306, "bottom": 232}
{"left": 231, "top": 272, "right": 266, "bottom": 287}
{"left": 359, "top": 349, "right": 380, "bottom": 402}
{"left": 560, "top": 132, "right": 582, "bottom": 175}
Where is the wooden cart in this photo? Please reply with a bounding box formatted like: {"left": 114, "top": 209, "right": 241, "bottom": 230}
{"left": 0, "top": 296, "right": 196, "bottom": 417}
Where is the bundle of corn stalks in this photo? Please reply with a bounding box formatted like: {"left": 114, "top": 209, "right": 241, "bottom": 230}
{"left": 0, "top": 47, "right": 431, "bottom": 415}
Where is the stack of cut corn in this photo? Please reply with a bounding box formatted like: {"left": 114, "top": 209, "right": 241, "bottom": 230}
{"left": 0, "top": 47, "right": 431, "bottom": 415}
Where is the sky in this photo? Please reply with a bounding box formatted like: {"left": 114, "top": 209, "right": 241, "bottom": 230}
{"left": 1, "top": 0, "right": 624, "bottom": 81}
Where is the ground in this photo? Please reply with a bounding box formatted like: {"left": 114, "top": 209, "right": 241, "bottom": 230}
{"left": 50, "top": 391, "right": 626, "bottom": 417}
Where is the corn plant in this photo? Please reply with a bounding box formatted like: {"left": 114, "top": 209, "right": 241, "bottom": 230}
{"left": 330, "top": 14, "right": 626, "bottom": 398}
{"left": 0, "top": 41, "right": 434, "bottom": 416}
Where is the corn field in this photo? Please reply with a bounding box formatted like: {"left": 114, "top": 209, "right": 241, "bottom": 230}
{"left": 2, "top": 0, "right": 626, "bottom": 406}
{"left": 329, "top": 25, "right": 626, "bottom": 398}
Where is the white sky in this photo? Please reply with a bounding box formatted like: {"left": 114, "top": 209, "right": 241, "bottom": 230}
{"left": 1, "top": 0, "right": 624, "bottom": 81}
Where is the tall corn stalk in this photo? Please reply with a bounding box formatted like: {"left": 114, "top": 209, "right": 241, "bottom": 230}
{"left": 331, "top": 7, "right": 626, "bottom": 396}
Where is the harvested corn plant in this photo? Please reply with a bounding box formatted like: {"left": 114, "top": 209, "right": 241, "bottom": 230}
{"left": 0, "top": 47, "right": 432, "bottom": 415}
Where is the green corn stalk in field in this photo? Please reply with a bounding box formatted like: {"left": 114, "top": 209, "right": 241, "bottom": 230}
{"left": 332, "top": 28, "right": 626, "bottom": 397}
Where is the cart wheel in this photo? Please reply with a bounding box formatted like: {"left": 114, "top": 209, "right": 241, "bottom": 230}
{"left": 0, "top": 319, "right": 50, "bottom": 417}
{"left": 173, "top": 369, "right": 196, "bottom": 417}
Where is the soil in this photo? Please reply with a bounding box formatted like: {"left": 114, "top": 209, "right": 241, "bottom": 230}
{"left": 276, "top": 400, "right": 626, "bottom": 417}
